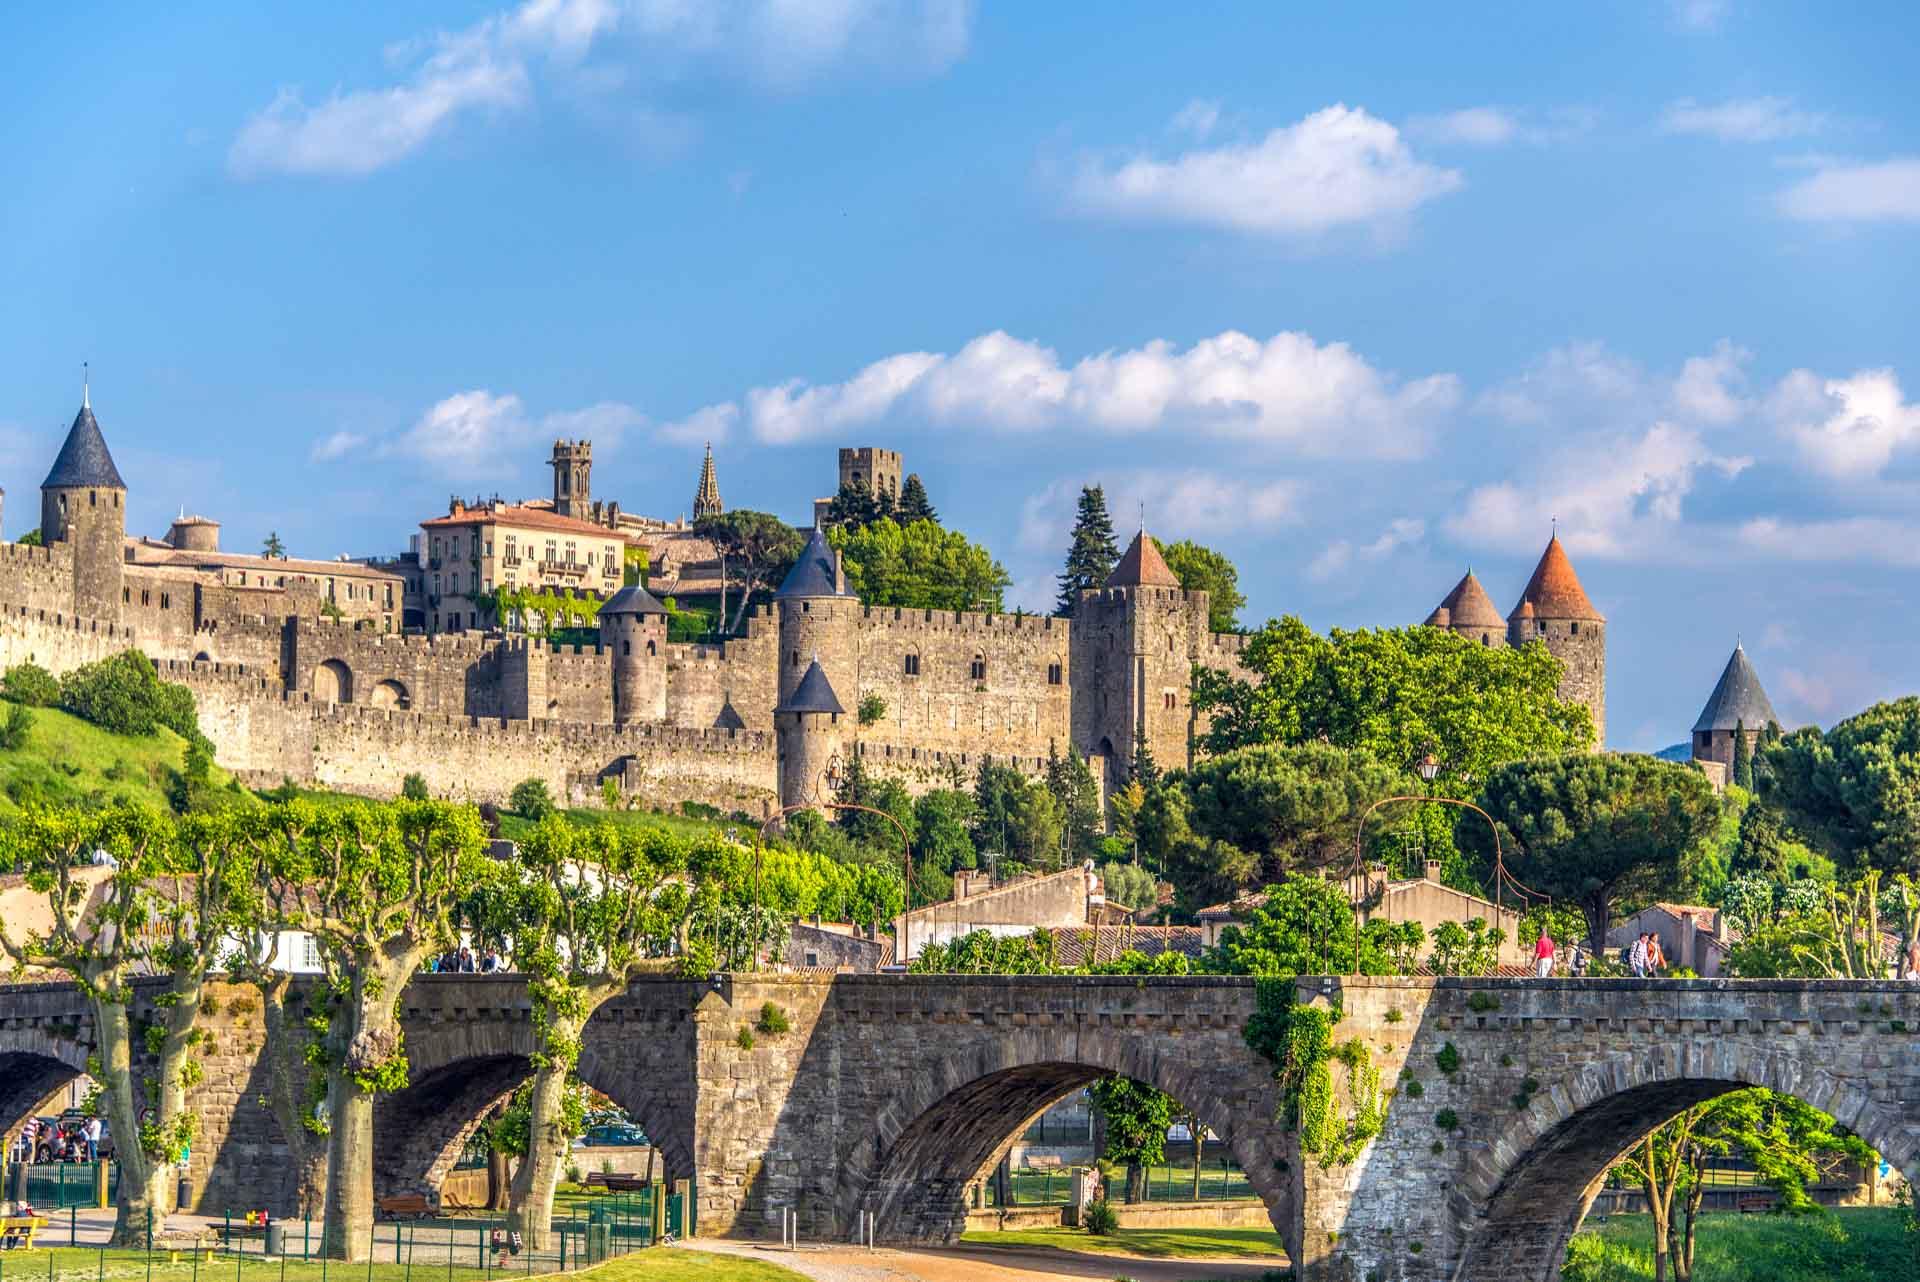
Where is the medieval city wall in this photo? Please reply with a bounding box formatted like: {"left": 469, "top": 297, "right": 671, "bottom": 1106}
{"left": 0, "top": 541, "right": 79, "bottom": 615}
{"left": 0, "top": 603, "right": 142, "bottom": 676}
{"left": 664, "top": 607, "right": 779, "bottom": 733}
{"left": 121, "top": 569, "right": 199, "bottom": 653}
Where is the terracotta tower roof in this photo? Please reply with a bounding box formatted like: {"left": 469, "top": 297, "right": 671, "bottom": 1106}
{"left": 1508, "top": 536, "right": 1601, "bottom": 622}
{"left": 692, "top": 443, "right": 722, "bottom": 520}
{"left": 1430, "top": 571, "right": 1503, "bottom": 631}
{"left": 1692, "top": 644, "right": 1779, "bottom": 734}
{"left": 1105, "top": 530, "right": 1181, "bottom": 589}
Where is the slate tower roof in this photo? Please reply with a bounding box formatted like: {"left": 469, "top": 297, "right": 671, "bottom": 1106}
{"left": 1105, "top": 530, "right": 1181, "bottom": 589}
{"left": 1692, "top": 644, "right": 1779, "bottom": 734}
{"left": 777, "top": 658, "right": 845, "bottom": 715}
{"left": 1508, "top": 536, "right": 1601, "bottom": 622}
{"left": 43, "top": 399, "right": 126, "bottom": 491}
{"left": 776, "top": 527, "right": 854, "bottom": 599}
{"left": 599, "top": 585, "right": 667, "bottom": 617}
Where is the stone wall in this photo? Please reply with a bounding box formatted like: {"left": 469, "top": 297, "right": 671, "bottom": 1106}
{"left": 0, "top": 604, "right": 142, "bottom": 676}
{"left": 665, "top": 608, "right": 779, "bottom": 733}
{"left": 0, "top": 542, "right": 83, "bottom": 615}
{"left": 851, "top": 609, "right": 1071, "bottom": 762}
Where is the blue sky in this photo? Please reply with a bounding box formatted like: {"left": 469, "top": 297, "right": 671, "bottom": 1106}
{"left": 4, "top": 0, "right": 1919, "bottom": 751}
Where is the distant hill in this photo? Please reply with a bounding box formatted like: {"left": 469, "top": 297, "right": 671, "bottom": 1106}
{"left": 0, "top": 699, "right": 240, "bottom": 813}
{"left": 1654, "top": 743, "right": 1691, "bottom": 763}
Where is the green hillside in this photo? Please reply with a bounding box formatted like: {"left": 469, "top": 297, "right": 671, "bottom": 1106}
{"left": 0, "top": 698, "right": 242, "bottom": 814}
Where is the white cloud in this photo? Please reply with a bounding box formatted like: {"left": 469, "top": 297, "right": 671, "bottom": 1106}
{"left": 1406, "top": 107, "right": 1519, "bottom": 147}
{"left": 310, "top": 431, "right": 369, "bottom": 462}
{"left": 658, "top": 401, "right": 740, "bottom": 447}
{"left": 1168, "top": 99, "right": 1221, "bottom": 140}
{"left": 1478, "top": 341, "right": 1646, "bottom": 425}
{"left": 1773, "top": 367, "right": 1920, "bottom": 479}
{"left": 1737, "top": 516, "right": 1920, "bottom": 567}
{"left": 1670, "top": 340, "right": 1750, "bottom": 425}
{"left": 712, "top": 328, "right": 1460, "bottom": 458}
{"left": 1067, "top": 104, "right": 1462, "bottom": 239}
{"left": 231, "top": 0, "right": 973, "bottom": 178}
{"left": 1671, "top": 0, "right": 1731, "bottom": 31}
{"left": 1307, "top": 517, "right": 1425, "bottom": 582}
{"left": 1016, "top": 470, "right": 1301, "bottom": 555}
{"left": 1778, "top": 158, "right": 1920, "bottom": 222}
{"left": 1661, "top": 96, "right": 1825, "bottom": 142}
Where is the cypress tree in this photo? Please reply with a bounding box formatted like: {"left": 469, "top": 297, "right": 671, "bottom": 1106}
{"left": 896, "top": 473, "right": 938, "bottom": 525}
{"left": 1055, "top": 484, "right": 1119, "bottom": 617}
{"left": 1732, "top": 718, "right": 1754, "bottom": 791}
{"left": 1130, "top": 721, "right": 1160, "bottom": 789}
{"left": 825, "top": 477, "right": 884, "bottom": 530}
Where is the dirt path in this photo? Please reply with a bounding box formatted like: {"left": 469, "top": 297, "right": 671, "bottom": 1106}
{"left": 685, "top": 1239, "right": 1283, "bottom": 1282}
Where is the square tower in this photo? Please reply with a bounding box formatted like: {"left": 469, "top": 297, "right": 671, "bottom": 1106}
{"left": 838, "top": 447, "right": 902, "bottom": 505}
{"left": 550, "top": 439, "right": 592, "bottom": 520}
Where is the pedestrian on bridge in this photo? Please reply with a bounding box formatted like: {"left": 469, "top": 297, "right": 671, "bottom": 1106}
{"left": 1534, "top": 929, "right": 1557, "bottom": 978}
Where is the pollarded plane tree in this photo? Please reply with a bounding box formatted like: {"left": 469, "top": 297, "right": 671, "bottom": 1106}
{"left": 0, "top": 805, "right": 260, "bottom": 1245}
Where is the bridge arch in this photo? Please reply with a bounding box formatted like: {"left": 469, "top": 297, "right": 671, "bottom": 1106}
{"left": 1454, "top": 1045, "right": 1920, "bottom": 1280}
{"left": 839, "top": 1022, "right": 1289, "bottom": 1243}
{"left": 0, "top": 1025, "right": 92, "bottom": 1136}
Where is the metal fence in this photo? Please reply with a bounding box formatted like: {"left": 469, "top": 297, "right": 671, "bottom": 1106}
{"left": 18, "top": 1164, "right": 117, "bottom": 1211}
{"left": 992, "top": 1155, "right": 1253, "bottom": 1207}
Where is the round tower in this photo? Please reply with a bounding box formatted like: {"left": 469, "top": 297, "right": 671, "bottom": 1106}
{"left": 40, "top": 383, "right": 127, "bottom": 623}
{"left": 776, "top": 657, "right": 847, "bottom": 814}
{"left": 599, "top": 585, "right": 668, "bottom": 726}
{"left": 774, "top": 526, "right": 858, "bottom": 714}
{"left": 1506, "top": 536, "right": 1606, "bottom": 747}
{"left": 1423, "top": 570, "right": 1506, "bottom": 649}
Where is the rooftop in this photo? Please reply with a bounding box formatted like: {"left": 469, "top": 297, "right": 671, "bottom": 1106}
{"left": 1692, "top": 644, "right": 1780, "bottom": 734}
{"left": 599, "top": 584, "right": 667, "bottom": 618}
{"left": 1509, "top": 536, "right": 1601, "bottom": 622}
{"left": 777, "top": 658, "right": 845, "bottom": 715}
{"left": 775, "top": 527, "right": 853, "bottom": 599}
{"left": 1427, "top": 570, "right": 1504, "bottom": 630}
{"left": 43, "top": 402, "right": 126, "bottom": 491}
{"left": 1105, "top": 530, "right": 1181, "bottom": 589}
{"left": 422, "top": 502, "right": 615, "bottom": 537}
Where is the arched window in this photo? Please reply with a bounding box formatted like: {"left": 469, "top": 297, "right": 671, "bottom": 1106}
{"left": 646, "top": 640, "right": 656, "bottom": 656}
{"left": 904, "top": 653, "right": 921, "bottom": 677}
{"left": 969, "top": 655, "right": 986, "bottom": 681}
{"left": 1046, "top": 661, "right": 1062, "bottom": 686}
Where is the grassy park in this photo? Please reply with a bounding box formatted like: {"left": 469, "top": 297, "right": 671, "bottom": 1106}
{"left": 1562, "top": 1209, "right": 1918, "bottom": 1282}
{"left": 959, "top": 1226, "right": 1289, "bottom": 1260}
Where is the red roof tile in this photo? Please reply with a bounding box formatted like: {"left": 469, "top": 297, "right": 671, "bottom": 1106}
{"left": 1509, "top": 536, "right": 1601, "bottom": 622}
{"left": 1105, "top": 531, "right": 1182, "bottom": 589}
{"left": 422, "top": 504, "right": 616, "bottom": 537}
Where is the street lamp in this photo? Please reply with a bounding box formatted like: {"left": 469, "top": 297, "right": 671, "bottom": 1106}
{"left": 1414, "top": 752, "right": 1441, "bottom": 785}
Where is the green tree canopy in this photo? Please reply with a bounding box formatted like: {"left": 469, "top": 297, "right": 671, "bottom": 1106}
{"left": 1056, "top": 485, "right": 1118, "bottom": 617}
{"left": 1205, "top": 873, "right": 1369, "bottom": 977}
{"left": 1465, "top": 753, "right": 1722, "bottom": 952}
{"left": 823, "top": 476, "right": 893, "bottom": 530}
{"left": 1192, "top": 617, "right": 1594, "bottom": 787}
{"left": 895, "top": 473, "right": 937, "bottom": 524}
{"left": 1762, "top": 697, "right": 1920, "bottom": 875}
{"left": 1154, "top": 537, "right": 1245, "bottom": 632}
{"left": 694, "top": 510, "right": 806, "bottom": 634}
{"left": 827, "top": 517, "right": 1010, "bottom": 613}
{"left": 1184, "top": 742, "right": 1407, "bottom": 884}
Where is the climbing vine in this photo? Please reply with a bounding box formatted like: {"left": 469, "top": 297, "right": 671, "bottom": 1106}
{"left": 1244, "top": 979, "right": 1388, "bottom": 1169}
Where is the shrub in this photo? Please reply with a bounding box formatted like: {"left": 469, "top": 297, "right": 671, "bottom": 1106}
{"left": 58, "top": 650, "right": 200, "bottom": 740}
{"left": 2, "top": 664, "right": 58, "bottom": 707}
{"left": 1403, "top": 1079, "right": 1424, "bottom": 1099}
{"left": 565, "top": 1163, "right": 582, "bottom": 1184}
{"left": 735, "top": 1027, "right": 755, "bottom": 1051}
{"left": 755, "top": 1002, "right": 791, "bottom": 1035}
{"left": 1467, "top": 991, "right": 1501, "bottom": 1012}
{"left": 1435, "top": 1042, "right": 1461, "bottom": 1074}
{"left": 1082, "top": 1198, "right": 1119, "bottom": 1236}
{"left": 509, "top": 777, "right": 555, "bottom": 819}
{"left": 401, "top": 773, "right": 430, "bottom": 801}
{"left": 1434, "top": 1109, "right": 1459, "bottom": 1131}
{"left": 0, "top": 702, "right": 32, "bottom": 751}
{"left": 600, "top": 776, "right": 621, "bottom": 810}
{"left": 858, "top": 693, "right": 887, "bottom": 726}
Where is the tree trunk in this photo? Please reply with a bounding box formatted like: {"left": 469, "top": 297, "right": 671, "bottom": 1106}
{"left": 507, "top": 1020, "right": 582, "bottom": 1251}
{"left": 323, "top": 960, "right": 409, "bottom": 1262}
{"left": 99, "top": 970, "right": 201, "bottom": 1246}
{"left": 1640, "top": 1137, "right": 1673, "bottom": 1282}
{"left": 260, "top": 976, "right": 328, "bottom": 1217}
{"left": 487, "top": 1147, "right": 512, "bottom": 1214}
{"left": 1188, "top": 1116, "right": 1203, "bottom": 1201}
{"left": 1124, "top": 1161, "right": 1144, "bottom": 1204}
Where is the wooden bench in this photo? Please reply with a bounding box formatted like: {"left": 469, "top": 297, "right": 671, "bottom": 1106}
{"left": 154, "top": 1233, "right": 219, "bottom": 1262}
{"left": 0, "top": 1216, "right": 46, "bottom": 1250}
{"left": 376, "top": 1194, "right": 433, "bottom": 1221}
{"left": 1737, "top": 1195, "right": 1774, "bottom": 1214}
{"left": 1023, "top": 1155, "right": 1064, "bottom": 1171}
{"left": 583, "top": 1171, "right": 649, "bottom": 1193}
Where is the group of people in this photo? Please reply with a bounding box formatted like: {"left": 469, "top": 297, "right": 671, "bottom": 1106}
{"left": 427, "top": 946, "right": 505, "bottom": 974}
{"left": 6, "top": 1116, "right": 102, "bottom": 1165}
{"left": 1627, "top": 931, "right": 1669, "bottom": 978}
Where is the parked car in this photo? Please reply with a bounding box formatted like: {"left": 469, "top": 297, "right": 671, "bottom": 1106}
{"left": 576, "top": 1123, "right": 648, "bottom": 1148}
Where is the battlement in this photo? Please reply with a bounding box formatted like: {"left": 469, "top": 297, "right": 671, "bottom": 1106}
{"left": 0, "top": 601, "right": 136, "bottom": 643}
{"left": 309, "top": 701, "right": 770, "bottom": 754}
{"left": 292, "top": 615, "right": 501, "bottom": 655}
{"left": 855, "top": 739, "right": 1047, "bottom": 778}
{"left": 855, "top": 606, "right": 1069, "bottom": 637}
{"left": 1078, "top": 585, "right": 1192, "bottom": 609}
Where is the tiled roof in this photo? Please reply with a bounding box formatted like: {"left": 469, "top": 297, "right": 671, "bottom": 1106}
{"left": 1428, "top": 571, "right": 1503, "bottom": 631}
{"left": 1105, "top": 530, "right": 1181, "bottom": 589}
{"left": 1509, "top": 536, "right": 1601, "bottom": 622}
{"left": 421, "top": 504, "right": 614, "bottom": 537}
{"left": 777, "top": 659, "right": 844, "bottom": 715}
{"left": 1051, "top": 925, "right": 1206, "bottom": 967}
{"left": 43, "top": 403, "right": 126, "bottom": 490}
{"left": 599, "top": 585, "right": 667, "bottom": 617}
{"left": 775, "top": 527, "right": 852, "bottom": 599}
{"left": 1691, "top": 645, "right": 1779, "bottom": 734}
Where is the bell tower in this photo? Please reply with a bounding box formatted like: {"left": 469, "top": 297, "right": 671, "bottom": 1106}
{"left": 550, "top": 439, "right": 592, "bottom": 520}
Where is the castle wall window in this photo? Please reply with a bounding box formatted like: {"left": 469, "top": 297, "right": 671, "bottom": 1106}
{"left": 791, "top": 650, "right": 801, "bottom": 667}
{"left": 160, "top": 593, "right": 169, "bottom": 609}
{"left": 904, "top": 653, "right": 920, "bottom": 676}
{"left": 1571, "top": 621, "right": 1580, "bottom": 634}
{"left": 646, "top": 640, "right": 656, "bottom": 656}
{"left": 122, "top": 587, "right": 129, "bottom": 604}
{"left": 90, "top": 491, "right": 96, "bottom": 507}
{"left": 623, "top": 640, "right": 631, "bottom": 656}
{"left": 1164, "top": 692, "right": 1177, "bottom": 710}
{"left": 141, "top": 590, "right": 150, "bottom": 606}
{"left": 970, "top": 655, "right": 986, "bottom": 681}
{"left": 1046, "top": 662, "right": 1062, "bottom": 685}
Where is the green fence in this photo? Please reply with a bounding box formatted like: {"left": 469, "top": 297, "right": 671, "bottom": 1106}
{"left": 993, "top": 1154, "right": 1253, "bottom": 1207}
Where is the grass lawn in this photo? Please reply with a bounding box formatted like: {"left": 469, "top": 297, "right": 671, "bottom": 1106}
{"left": 4, "top": 1246, "right": 805, "bottom": 1282}
{"left": 1564, "top": 1208, "right": 1918, "bottom": 1281}
{"left": 0, "top": 701, "right": 238, "bottom": 812}
{"left": 960, "top": 1226, "right": 1288, "bottom": 1260}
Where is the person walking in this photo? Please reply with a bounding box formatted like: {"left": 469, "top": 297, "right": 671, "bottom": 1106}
{"left": 1534, "top": 930, "right": 1557, "bottom": 978}
{"left": 1629, "top": 932, "right": 1650, "bottom": 978}
{"left": 1904, "top": 939, "right": 1920, "bottom": 981}
{"left": 82, "top": 1116, "right": 100, "bottom": 1164}
{"left": 1647, "top": 933, "right": 1667, "bottom": 975}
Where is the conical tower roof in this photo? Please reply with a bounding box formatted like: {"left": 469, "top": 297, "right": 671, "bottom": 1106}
{"left": 1105, "top": 529, "right": 1181, "bottom": 589}
{"left": 1508, "top": 536, "right": 1600, "bottom": 622}
{"left": 775, "top": 527, "right": 853, "bottom": 599}
{"left": 1692, "top": 644, "right": 1779, "bottom": 734}
{"left": 777, "top": 658, "right": 844, "bottom": 715}
{"left": 43, "top": 397, "right": 125, "bottom": 491}
{"left": 692, "top": 443, "right": 722, "bottom": 519}
{"left": 599, "top": 584, "right": 667, "bottom": 617}
{"left": 1431, "top": 571, "right": 1503, "bottom": 631}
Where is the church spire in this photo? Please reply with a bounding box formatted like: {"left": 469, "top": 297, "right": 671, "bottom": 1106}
{"left": 693, "top": 442, "right": 723, "bottom": 520}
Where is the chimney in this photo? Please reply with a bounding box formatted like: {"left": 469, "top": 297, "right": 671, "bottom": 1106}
{"left": 1423, "top": 860, "right": 1442, "bottom": 883}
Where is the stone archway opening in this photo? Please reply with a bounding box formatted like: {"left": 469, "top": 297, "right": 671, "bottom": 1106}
{"left": 369, "top": 679, "right": 410, "bottom": 710}
{"left": 313, "top": 659, "right": 354, "bottom": 705}
{"left": 0, "top": 1050, "right": 86, "bottom": 1143}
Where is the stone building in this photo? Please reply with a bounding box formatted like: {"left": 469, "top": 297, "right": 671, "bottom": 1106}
{"left": 418, "top": 499, "right": 625, "bottom": 633}
{"left": 1690, "top": 642, "right": 1778, "bottom": 783}
{"left": 1423, "top": 535, "right": 1607, "bottom": 745}
{"left": 894, "top": 865, "right": 1129, "bottom": 964}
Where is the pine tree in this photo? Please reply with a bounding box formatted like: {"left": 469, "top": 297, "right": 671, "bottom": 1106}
{"left": 1732, "top": 719, "right": 1754, "bottom": 791}
{"left": 263, "top": 531, "right": 287, "bottom": 559}
{"left": 1055, "top": 485, "right": 1118, "bottom": 617}
{"left": 896, "top": 473, "right": 938, "bottom": 525}
{"left": 1130, "top": 721, "right": 1160, "bottom": 789}
{"left": 825, "top": 477, "right": 890, "bottom": 530}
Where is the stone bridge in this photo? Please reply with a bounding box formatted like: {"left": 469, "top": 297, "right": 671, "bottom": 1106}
{"left": 4, "top": 973, "right": 1919, "bottom": 1281}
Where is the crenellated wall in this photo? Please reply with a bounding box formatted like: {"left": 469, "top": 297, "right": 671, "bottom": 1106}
{"left": 0, "top": 603, "right": 143, "bottom": 674}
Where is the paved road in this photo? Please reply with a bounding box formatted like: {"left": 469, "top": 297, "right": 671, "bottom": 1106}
{"left": 686, "top": 1239, "right": 1284, "bottom": 1282}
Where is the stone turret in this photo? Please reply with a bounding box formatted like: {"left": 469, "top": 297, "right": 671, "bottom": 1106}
{"left": 1691, "top": 643, "right": 1778, "bottom": 771}
{"left": 693, "top": 443, "right": 723, "bottom": 520}
{"left": 599, "top": 584, "right": 668, "bottom": 725}
{"left": 774, "top": 526, "right": 857, "bottom": 718}
{"left": 1507, "top": 536, "right": 1606, "bottom": 747}
{"left": 550, "top": 439, "right": 592, "bottom": 520}
{"left": 1425, "top": 570, "right": 1505, "bottom": 649}
{"left": 41, "top": 384, "right": 126, "bottom": 623}
{"left": 776, "top": 656, "right": 847, "bottom": 815}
